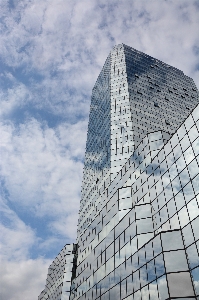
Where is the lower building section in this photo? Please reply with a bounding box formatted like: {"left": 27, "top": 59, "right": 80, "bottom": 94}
{"left": 38, "top": 244, "right": 77, "bottom": 300}
{"left": 74, "top": 104, "right": 199, "bottom": 299}
{"left": 77, "top": 228, "right": 197, "bottom": 299}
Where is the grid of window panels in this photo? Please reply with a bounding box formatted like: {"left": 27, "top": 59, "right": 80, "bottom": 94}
{"left": 38, "top": 244, "right": 76, "bottom": 300}
{"left": 73, "top": 44, "right": 199, "bottom": 300}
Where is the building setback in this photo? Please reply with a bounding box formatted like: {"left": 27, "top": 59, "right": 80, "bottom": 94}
{"left": 39, "top": 44, "right": 199, "bottom": 300}
{"left": 38, "top": 244, "right": 77, "bottom": 300}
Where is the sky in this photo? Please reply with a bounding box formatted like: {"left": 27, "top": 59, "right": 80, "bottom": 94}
{"left": 0, "top": 0, "right": 199, "bottom": 299}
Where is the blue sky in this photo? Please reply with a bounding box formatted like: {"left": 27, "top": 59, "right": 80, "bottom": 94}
{"left": 0, "top": 0, "right": 199, "bottom": 299}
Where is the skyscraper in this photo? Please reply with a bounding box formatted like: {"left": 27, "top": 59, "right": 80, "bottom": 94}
{"left": 74, "top": 44, "right": 199, "bottom": 299}
{"left": 39, "top": 44, "right": 199, "bottom": 300}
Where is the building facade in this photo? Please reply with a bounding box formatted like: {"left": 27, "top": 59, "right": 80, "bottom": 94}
{"left": 38, "top": 244, "right": 77, "bottom": 300}
{"left": 39, "top": 44, "right": 199, "bottom": 300}
{"left": 74, "top": 44, "right": 199, "bottom": 299}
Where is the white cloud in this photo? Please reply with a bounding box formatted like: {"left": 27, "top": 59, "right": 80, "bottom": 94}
{"left": 0, "top": 118, "right": 86, "bottom": 220}
{"left": 0, "top": 199, "right": 36, "bottom": 261}
{"left": 0, "top": 258, "right": 51, "bottom": 300}
{"left": 0, "top": 197, "right": 50, "bottom": 300}
{"left": 0, "top": 82, "right": 31, "bottom": 118}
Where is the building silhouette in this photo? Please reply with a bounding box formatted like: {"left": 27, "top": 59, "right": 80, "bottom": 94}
{"left": 39, "top": 44, "right": 199, "bottom": 300}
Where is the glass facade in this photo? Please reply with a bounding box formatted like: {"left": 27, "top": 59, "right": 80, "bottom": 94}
{"left": 38, "top": 244, "right": 77, "bottom": 300}
{"left": 73, "top": 44, "right": 199, "bottom": 299}
{"left": 38, "top": 44, "right": 199, "bottom": 300}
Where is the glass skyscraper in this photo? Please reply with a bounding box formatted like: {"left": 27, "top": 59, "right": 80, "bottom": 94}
{"left": 39, "top": 44, "right": 199, "bottom": 300}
